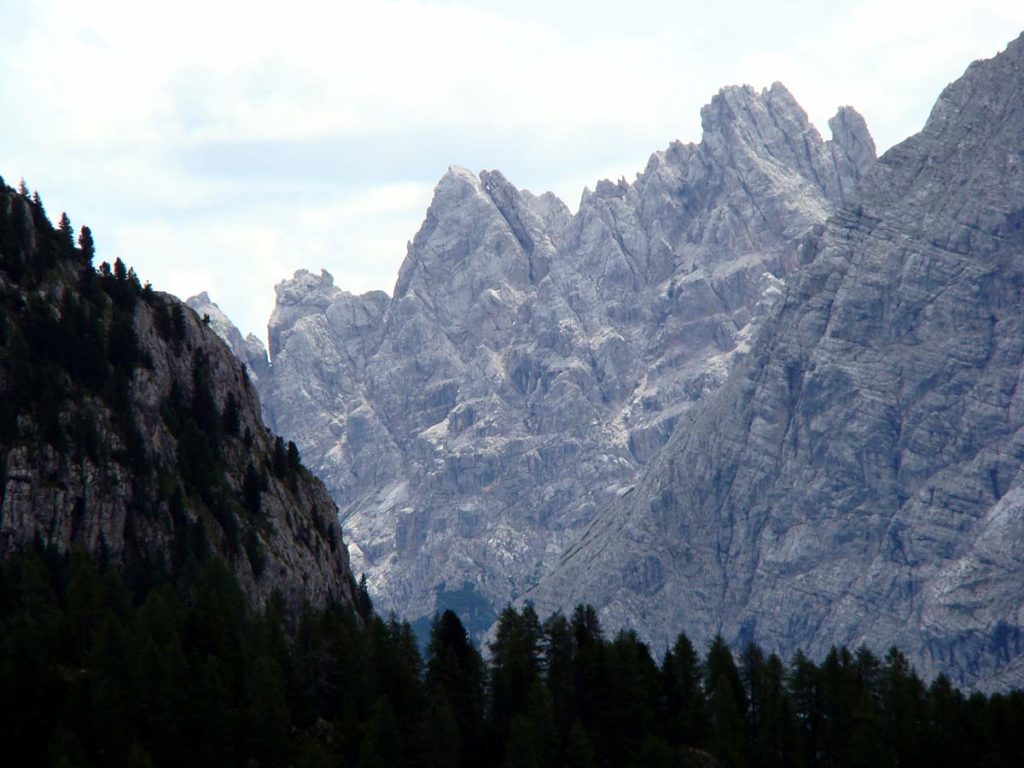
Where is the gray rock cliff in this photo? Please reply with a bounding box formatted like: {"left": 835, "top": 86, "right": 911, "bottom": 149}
{"left": 530, "top": 33, "right": 1024, "bottom": 689}
{"left": 0, "top": 191, "right": 358, "bottom": 614}
{"left": 250, "top": 83, "right": 874, "bottom": 636}
{"left": 187, "top": 291, "right": 270, "bottom": 386}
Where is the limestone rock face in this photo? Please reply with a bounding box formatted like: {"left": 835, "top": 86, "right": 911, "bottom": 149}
{"left": 0, "top": 192, "right": 358, "bottom": 615}
{"left": 530, "top": 34, "right": 1024, "bottom": 689}
{"left": 187, "top": 291, "right": 270, "bottom": 386}
{"left": 254, "top": 82, "right": 874, "bottom": 636}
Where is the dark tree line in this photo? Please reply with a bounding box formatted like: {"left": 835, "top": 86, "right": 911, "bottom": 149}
{"left": 0, "top": 178, "right": 160, "bottom": 462}
{"left": 1, "top": 547, "right": 1022, "bottom": 768}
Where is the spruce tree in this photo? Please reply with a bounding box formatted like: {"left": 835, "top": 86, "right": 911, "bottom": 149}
{"left": 489, "top": 604, "right": 544, "bottom": 739}
{"left": 78, "top": 225, "right": 95, "bottom": 264}
{"left": 222, "top": 393, "right": 241, "bottom": 436}
{"left": 425, "top": 610, "right": 485, "bottom": 765}
{"left": 663, "top": 631, "right": 710, "bottom": 749}
{"left": 57, "top": 212, "right": 73, "bottom": 253}
{"left": 707, "top": 635, "right": 748, "bottom": 768}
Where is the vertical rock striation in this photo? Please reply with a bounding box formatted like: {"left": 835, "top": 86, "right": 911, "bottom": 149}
{"left": 531, "top": 33, "right": 1024, "bottom": 689}
{"left": 251, "top": 83, "right": 874, "bottom": 637}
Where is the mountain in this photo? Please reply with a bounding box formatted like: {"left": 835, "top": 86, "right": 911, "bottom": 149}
{"left": 187, "top": 291, "right": 271, "bottom": 386}
{"left": 530, "top": 33, "right": 1024, "bottom": 689}
{"left": 236, "top": 82, "right": 874, "bottom": 636}
{"left": 0, "top": 181, "right": 358, "bottom": 613}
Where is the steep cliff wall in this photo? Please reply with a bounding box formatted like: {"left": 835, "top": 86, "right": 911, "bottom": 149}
{"left": 531, "top": 34, "right": 1024, "bottom": 690}
{"left": 0, "top": 181, "right": 358, "bottom": 613}
{"left": 251, "top": 84, "right": 874, "bottom": 634}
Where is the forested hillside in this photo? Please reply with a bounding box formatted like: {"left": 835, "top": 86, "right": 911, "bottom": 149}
{"left": 2, "top": 548, "right": 1022, "bottom": 768}
{"left": 0, "top": 177, "right": 357, "bottom": 612}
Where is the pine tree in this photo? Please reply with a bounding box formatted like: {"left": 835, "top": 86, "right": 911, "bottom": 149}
{"left": 57, "top": 212, "right": 73, "bottom": 253}
{"left": 542, "top": 612, "right": 574, "bottom": 733}
{"left": 663, "top": 631, "right": 710, "bottom": 749}
{"left": 501, "top": 713, "right": 542, "bottom": 768}
{"left": 190, "top": 351, "right": 220, "bottom": 444}
{"left": 569, "top": 604, "right": 607, "bottom": 738}
{"left": 604, "top": 629, "right": 660, "bottom": 766}
{"left": 171, "top": 302, "right": 187, "bottom": 342}
{"left": 243, "top": 462, "right": 262, "bottom": 515}
{"left": 244, "top": 655, "right": 291, "bottom": 765}
{"left": 421, "top": 693, "right": 461, "bottom": 768}
{"left": 788, "top": 649, "right": 822, "bottom": 768}
{"left": 273, "top": 435, "right": 289, "bottom": 479}
{"left": 357, "top": 574, "right": 373, "bottom": 617}
{"left": 489, "top": 604, "right": 544, "bottom": 740}
{"left": 740, "top": 643, "right": 767, "bottom": 764}
{"left": 757, "top": 653, "right": 796, "bottom": 768}
{"left": 425, "top": 610, "right": 486, "bottom": 765}
{"left": 707, "top": 635, "right": 748, "bottom": 768}
{"left": 78, "top": 225, "right": 95, "bottom": 265}
{"left": 882, "top": 646, "right": 926, "bottom": 768}
{"left": 564, "top": 721, "right": 598, "bottom": 768}
{"left": 222, "top": 393, "right": 241, "bottom": 436}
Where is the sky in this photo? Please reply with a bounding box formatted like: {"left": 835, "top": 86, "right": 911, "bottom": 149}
{"left": 1, "top": 1, "right": 1023, "bottom": 341}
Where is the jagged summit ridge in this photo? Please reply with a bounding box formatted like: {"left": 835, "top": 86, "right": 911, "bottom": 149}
{"left": 828, "top": 106, "right": 876, "bottom": 184}
{"left": 238, "top": 80, "right": 875, "bottom": 638}
{"left": 699, "top": 82, "right": 873, "bottom": 205}
{"left": 529, "top": 33, "right": 1024, "bottom": 689}
{"left": 391, "top": 164, "right": 560, "bottom": 356}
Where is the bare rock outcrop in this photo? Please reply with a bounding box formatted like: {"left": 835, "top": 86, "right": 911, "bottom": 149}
{"left": 252, "top": 82, "right": 874, "bottom": 637}
{"left": 530, "top": 33, "right": 1024, "bottom": 689}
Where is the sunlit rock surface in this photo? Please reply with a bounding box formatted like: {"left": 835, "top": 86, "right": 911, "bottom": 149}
{"left": 249, "top": 82, "right": 873, "bottom": 638}
{"left": 531, "top": 34, "right": 1024, "bottom": 690}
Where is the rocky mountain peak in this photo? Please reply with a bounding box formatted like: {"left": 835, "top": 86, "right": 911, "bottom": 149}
{"left": 700, "top": 81, "right": 815, "bottom": 152}
{"left": 529, "top": 33, "right": 1024, "bottom": 690}
{"left": 922, "top": 32, "right": 1024, "bottom": 134}
{"left": 268, "top": 269, "right": 341, "bottom": 358}
{"left": 828, "top": 105, "right": 876, "bottom": 181}
{"left": 698, "top": 81, "right": 874, "bottom": 206}
{"left": 387, "top": 165, "right": 562, "bottom": 363}
{"left": 186, "top": 291, "right": 269, "bottom": 385}
{"left": 273, "top": 267, "right": 340, "bottom": 307}
{"left": 866, "top": 32, "right": 1024, "bottom": 220}
{"left": 394, "top": 165, "right": 557, "bottom": 302}
{"left": 243, "top": 78, "right": 876, "bottom": 641}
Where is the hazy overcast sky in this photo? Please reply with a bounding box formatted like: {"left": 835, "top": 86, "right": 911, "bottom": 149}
{"left": 2, "top": 1, "right": 1023, "bottom": 339}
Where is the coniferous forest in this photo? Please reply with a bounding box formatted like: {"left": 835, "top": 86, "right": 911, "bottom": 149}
{"left": 2, "top": 181, "right": 1024, "bottom": 767}
{"left": 1, "top": 547, "right": 1023, "bottom": 768}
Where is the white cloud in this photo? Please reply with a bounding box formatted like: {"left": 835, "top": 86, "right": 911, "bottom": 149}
{"left": 100, "top": 179, "right": 434, "bottom": 338}
{"left": 2, "top": 1, "right": 1022, "bottom": 340}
